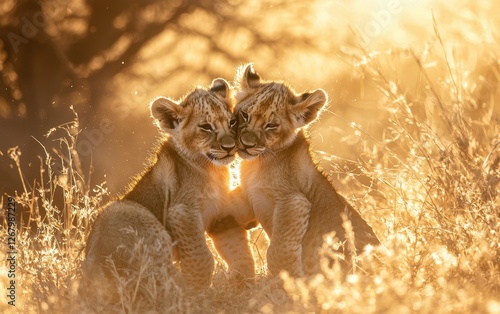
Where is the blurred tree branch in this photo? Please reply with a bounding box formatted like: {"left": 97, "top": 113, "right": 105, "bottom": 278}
{"left": 0, "top": 0, "right": 327, "bottom": 194}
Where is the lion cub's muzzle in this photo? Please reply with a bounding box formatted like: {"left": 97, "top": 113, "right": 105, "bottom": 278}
{"left": 220, "top": 134, "right": 236, "bottom": 152}
{"left": 238, "top": 131, "right": 265, "bottom": 159}
{"left": 240, "top": 132, "right": 258, "bottom": 149}
{"left": 208, "top": 134, "right": 237, "bottom": 165}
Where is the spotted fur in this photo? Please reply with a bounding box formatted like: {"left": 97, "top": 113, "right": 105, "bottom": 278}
{"left": 83, "top": 79, "right": 255, "bottom": 298}
{"left": 233, "top": 64, "right": 380, "bottom": 277}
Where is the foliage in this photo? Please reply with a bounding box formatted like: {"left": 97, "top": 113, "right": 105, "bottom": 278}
{"left": 1, "top": 0, "right": 499, "bottom": 313}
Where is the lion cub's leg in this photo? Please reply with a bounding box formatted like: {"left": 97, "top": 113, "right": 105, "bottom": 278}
{"left": 82, "top": 201, "right": 177, "bottom": 305}
{"left": 267, "top": 193, "right": 311, "bottom": 277}
{"left": 84, "top": 201, "right": 175, "bottom": 273}
{"left": 167, "top": 204, "right": 214, "bottom": 292}
{"left": 208, "top": 215, "right": 255, "bottom": 284}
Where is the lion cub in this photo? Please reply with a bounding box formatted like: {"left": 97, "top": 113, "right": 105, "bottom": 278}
{"left": 83, "top": 79, "right": 254, "bottom": 296}
{"left": 232, "top": 64, "right": 380, "bottom": 277}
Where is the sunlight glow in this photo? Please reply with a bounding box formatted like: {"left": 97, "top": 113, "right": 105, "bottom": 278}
{"left": 6, "top": 0, "right": 500, "bottom": 312}
{"left": 229, "top": 156, "right": 242, "bottom": 190}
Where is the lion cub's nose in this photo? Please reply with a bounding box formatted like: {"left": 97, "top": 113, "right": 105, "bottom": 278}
{"left": 221, "top": 135, "right": 236, "bottom": 152}
{"left": 240, "top": 132, "right": 258, "bottom": 148}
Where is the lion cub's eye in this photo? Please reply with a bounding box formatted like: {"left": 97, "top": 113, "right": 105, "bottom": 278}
{"left": 229, "top": 118, "right": 236, "bottom": 128}
{"left": 240, "top": 111, "right": 249, "bottom": 122}
{"left": 264, "top": 123, "right": 278, "bottom": 130}
{"left": 199, "top": 123, "right": 214, "bottom": 132}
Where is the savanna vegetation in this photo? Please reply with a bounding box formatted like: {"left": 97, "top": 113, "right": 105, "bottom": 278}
{"left": 1, "top": 0, "right": 499, "bottom": 313}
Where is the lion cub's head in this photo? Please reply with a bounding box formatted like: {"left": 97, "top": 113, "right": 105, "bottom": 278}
{"left": 234, "top": 64, "right": 327, "bottom": 159}
{"left": 150, "top": 78, "right": 237, "bottom": 165}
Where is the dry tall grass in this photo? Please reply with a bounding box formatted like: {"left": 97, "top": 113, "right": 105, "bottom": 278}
{"left": 1, "top": 26, "right": 500, "bottom": 314}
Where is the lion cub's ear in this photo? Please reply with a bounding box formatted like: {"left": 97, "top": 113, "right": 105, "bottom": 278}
{"left": 150, "top": 97, "right": 184, "bottom": 131}
{"left": 290, "top": 89, "right": 327, "bottom": 128}
{"left": 238, "top": 63, "right": 261, "bottom": 90}
{"left": 210, "top": 78, "right": 232, "bottom": 106}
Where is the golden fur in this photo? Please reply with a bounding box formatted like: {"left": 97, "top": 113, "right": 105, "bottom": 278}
{"left": 82, "top": 79, "right": 255, "bottom": 297}
{"left": 232, "top": 65, "right": 380, "bottom": 276}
